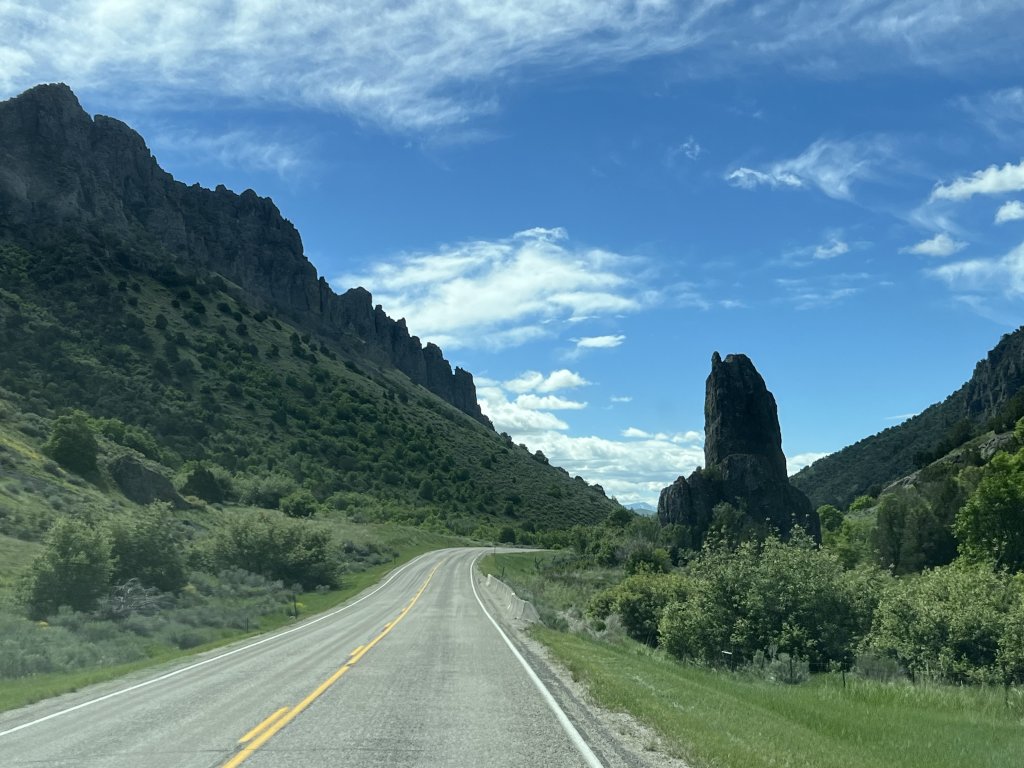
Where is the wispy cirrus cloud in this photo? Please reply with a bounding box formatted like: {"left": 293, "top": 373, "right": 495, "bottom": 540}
{"left": 726, "top": 138, "right": 891, "bottom": 200}
{"left": 928, "top": 241, "right": 1024, "bottom": 295}
{"left": 574, "top": 335, "right": 625, "bottom": 350}
{"left": 2, "top": 2, "right": 1021, "bottom": 134}
{"left": 335, "top": 228, "right": 653, "bottom": 350}
{"left": 150, "top": 129, "right": 305, "bottom": 177}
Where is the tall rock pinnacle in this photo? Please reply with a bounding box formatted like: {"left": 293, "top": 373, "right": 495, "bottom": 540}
{"left": 658, "top": 352, "right": 820, "bottom": 547}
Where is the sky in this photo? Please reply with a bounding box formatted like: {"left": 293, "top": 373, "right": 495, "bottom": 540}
{"left": 3, "top": 1, "right": 1024, "bottom": 506}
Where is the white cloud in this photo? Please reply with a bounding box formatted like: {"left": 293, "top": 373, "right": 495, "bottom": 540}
{"left": 622, "top": 427, "right": 650, "bottom": 438}
{"left": 726, "top": 167, "right": 802, "bottom": 191}
{"left": 930, "top": 160, "right": 1024, "bottom": 202}
{"left": 504, "top": 369, "right": 590, "bottom": 394}
{"left": 610, "top": 395, "right": 632, "bottom": 403}
{"left": 814, "top": 239, "right": 850, "bottom": 260}
{"left": 787, "top": 451, "right": 830, "bottom": 476}
{"left": 774, "top": 274, "right": 866, "bottom": 310}
{"left": 574, "top": 334, "right": 625, "bottom": 350}
{"left": 515, "top": 394, "right": 587, "bottom": 411}
{"left": 996, "top": 200, "right": 1024, "bottom": 224}
{"left": 902, "top": 232, "right": 967, "bottom": 257}
{"left": 151, "top": 129, "right": 303, "bottom": 177}
{"left": 668, "top": 136, "right": 703, "bottom": 164}
{"left": 726, "top": 138, "right": 889, "bottom": 200}
{"left": 335, "top": 228, "right": 651, "bottom": 350}
{"left": 520, "top": 429, "right": 704, "bottom": 505}
{"left": 928, "top": 241, "right": 1024, "bottom": 294}
{"left": 4, "top": 2, "right": 1020, "bottom": 134}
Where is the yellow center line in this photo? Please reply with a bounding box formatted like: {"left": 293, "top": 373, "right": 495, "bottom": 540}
{"left": 221, "top": 559, "right": 445, "bottom": 768}
{"left": 238, "top": 707, "right": 290, "bottom": 744}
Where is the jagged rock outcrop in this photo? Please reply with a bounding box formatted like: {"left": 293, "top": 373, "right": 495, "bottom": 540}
{"left": 658, "top": 352, "right": 820, "bottom": 546}
{"left": 0, "top": 83, "right": 490, "bottom": 427}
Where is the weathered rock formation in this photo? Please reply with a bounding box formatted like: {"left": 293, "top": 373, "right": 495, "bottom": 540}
{"left": 0, "top": 83, "right": 490, "bottom": 426}
{"left": 108, "top": 455, "right": 188, "bottom": 509}
{"left": 658, "top": 352, "right": 820, "bottom": 545}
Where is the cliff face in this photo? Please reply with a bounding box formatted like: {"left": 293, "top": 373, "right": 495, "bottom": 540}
{"left": 658, "top": 353, "right": 820, "bottom": 546}
{"left": 0, "top": 83, "right": 490, "bottom": 427}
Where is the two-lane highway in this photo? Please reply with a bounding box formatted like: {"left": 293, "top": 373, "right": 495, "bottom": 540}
{"left": 0, "top": 548, "right": 604, "bottom": 767}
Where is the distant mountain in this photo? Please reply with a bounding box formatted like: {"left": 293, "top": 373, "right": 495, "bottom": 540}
{"left": 625, "top": 502, "right": 656, "bottom": 514}
{"left": 792, "top": 327, "right": 1024, "bottom": 509}
{"left": 0, "top": 83, "right": 621, "bottom": 536}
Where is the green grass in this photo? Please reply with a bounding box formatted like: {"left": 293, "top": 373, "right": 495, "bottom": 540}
{"left": 477, "top": 550, "right": 621, "bottom": 629}
{"left": 0, "top": 534, "right": 465, "bottom": 714}
{"left": 535, "top": 628, "right": 1024, "bottom": 768}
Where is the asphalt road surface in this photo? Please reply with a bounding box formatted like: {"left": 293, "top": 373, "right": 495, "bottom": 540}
{"left": 0, "top": 548, "right": 633, "bottom": 768}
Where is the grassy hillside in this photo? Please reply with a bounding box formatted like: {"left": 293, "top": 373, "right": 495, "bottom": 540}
{"left": 0, "top": 240, "right": 617, "bottom": 539}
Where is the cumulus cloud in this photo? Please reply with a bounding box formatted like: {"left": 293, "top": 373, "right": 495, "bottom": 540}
{"left": 930, "top": 160, "right": 1024, "bottom": 201}
{"left": 521, "top": 430, "right": 705, "bottom": 505}
{"left": 3, "top": 2, "right": 1021, "bottom": 134}
{"left": 787, "top": 451, "right": 830, "bottom": 476}
{"left": 726, "top": 138, "right": 889, "bottom": 200}
{"left": 996, "top": 200, "right": 1024, "bottom": 224}
{"left": 901, "top": 233, "right": 967, "bottom": 257}
{"left": 335, "top": 228, "right": 651, "bottom": 350}
{"left": 504, "top": 369, "right": 590, "bottom": 394}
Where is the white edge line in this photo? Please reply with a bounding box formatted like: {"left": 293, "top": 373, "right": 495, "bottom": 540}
{"left": 0, "top": 549, "right": 444, "bottom": 739}
{"left": 468, "top": 554, "right": 604, "bottom": 768}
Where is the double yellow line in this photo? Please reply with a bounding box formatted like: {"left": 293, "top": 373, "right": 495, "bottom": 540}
{"left": 222, "top": 560, "right": 443, "bottom": 768}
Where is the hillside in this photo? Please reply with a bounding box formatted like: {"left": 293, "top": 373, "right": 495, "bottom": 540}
{"left": 793, "top": 327, "right": 1024, "bottom": 508}
{"left": 0, "top": 83, "right": 620, "bottom": 539}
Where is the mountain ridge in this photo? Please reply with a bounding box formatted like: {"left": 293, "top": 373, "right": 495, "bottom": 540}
{"left": 0, "top": 83, "right": 490, "bottom": 427}
{"left": 793, "top": 326, "right": 1024, "bottom": 508}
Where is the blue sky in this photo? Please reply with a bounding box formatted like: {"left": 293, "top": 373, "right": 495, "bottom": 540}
{"left": 4, "top": 1, "right": 1024, "bottom": 505}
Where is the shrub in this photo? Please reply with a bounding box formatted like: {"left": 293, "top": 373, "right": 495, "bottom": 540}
{"left": 591, "top": 571, "right": 688, "bottom": 646}
{"left": 206, "top": 511, "right": 338, "bottom": 589}
{"left": 865, "top": 561, "right": 1019, "bottom": 684}
{"left": 108, "top": 505, "right": 187, "bottom": 592}
{"left": 43, "top": 411, "right": 98, "bottom": 476}
{"left": 24, "top": 517, "right": 112, "bottom": 618}
{"left": 280, "top": 488, "right": 319, "bottom": 518}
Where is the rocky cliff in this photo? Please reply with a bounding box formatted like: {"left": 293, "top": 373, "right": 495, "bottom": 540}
{"left": 658, "top": 353, "right": 820, "bottom": 546}
{"left": 0, "top": 83, "right": 490, "bottom": 427}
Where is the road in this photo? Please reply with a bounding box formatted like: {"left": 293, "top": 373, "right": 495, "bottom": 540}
{"left": 0, "top": 548, "right": 625, "bottom": 768}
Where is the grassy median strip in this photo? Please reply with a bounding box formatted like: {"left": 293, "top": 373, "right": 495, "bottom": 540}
{"left": 534, "top": 627, "right": 1024, "bottom": 768}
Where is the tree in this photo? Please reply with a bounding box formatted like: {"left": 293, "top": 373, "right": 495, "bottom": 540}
{"left": 43, "top": 411, "right": 98, "bottom": 476}
{"left": 24, "top": 517, "right": 112, "bottom": 618}
{"left": 955, "top": 451, "right": 1024, "bottom": 572}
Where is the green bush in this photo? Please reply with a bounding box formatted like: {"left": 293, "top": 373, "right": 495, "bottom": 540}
{"left": 865, "top": 561, "right": 1019, "bottom": 684}
{"left": 591, "top": 571, "right": 688, "bottom": 646}
{"left": 659, "top": 533, "right": 869, "bottom": 670}
{"left": 280, "top": 488, "right": 319, "bottom": 518}
{"left": 23, "top": 517, "right": 112, "bottom": 618}
{"left": 206, "top": 511, "right": 338, "bottom": 589}
{"left": 177, "top": 461, "right": 232, "bottom": 503}
{"left": 108, "top": 505, "right": 187, "bottom": 592}
{"left": 43, "top": 411, "right": 98, "bottom": 476}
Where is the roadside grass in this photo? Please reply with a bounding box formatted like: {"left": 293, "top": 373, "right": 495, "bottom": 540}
{"left": 0, "top": 531, "right": 466, "bottom": 714}
{"left": 477, "top": 551, "right": 621, "bottom": 625}
{"left": 535, "top": 627, "right": 1024, "bottom": 768}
